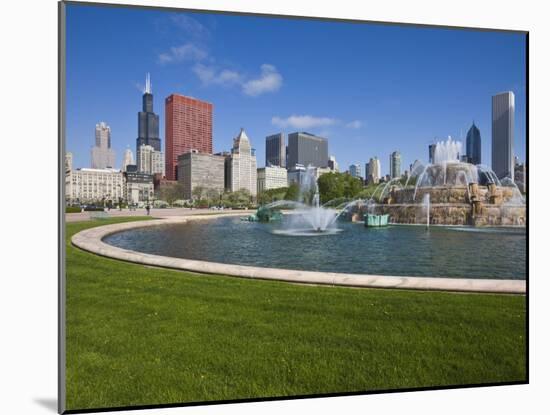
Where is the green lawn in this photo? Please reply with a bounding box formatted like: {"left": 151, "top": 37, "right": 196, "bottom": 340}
{"left": 65, "top": 217, "right": 526, "bottom": 411}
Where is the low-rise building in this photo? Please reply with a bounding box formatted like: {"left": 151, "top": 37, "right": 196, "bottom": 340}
{"left": 287, "top": 164, "right": 307, "bottom": 186}
{"left": 328, "top": 155, "right": 339, "bottom": 172}
{"left": 177, "top": 151, "right": 225, "bottom": 200}
{"left": 257, "top": 165, "right": 288, "bottom": 194}
{"left": 124, "top": 165, "right": 154, "bottom": 204}
{"left": 66, "top": 166, "right": 125, "bottom": 204}
{"left": 287, "top": 164, "right": 331, "bottom": 186}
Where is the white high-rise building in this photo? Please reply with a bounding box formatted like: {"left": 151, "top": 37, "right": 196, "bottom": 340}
{"left": 367, "top": 157, "right": 381, "bottom": 184}
{"left": 138, "top": 144, "right": 164, "bottom": 176}
{"left": 152, "top": 150, "right": 165, "bottom": 176}
{"left": 492, "top": 91, "right": 515, "bottom": 179}
{"left": 226, "top": 128, "right": 257, "bottom": 196}
{"left": 138, "top": 145, "right": 153, "bottom": 173}
{"left": 122, "top": 147, "right": 134, "bottom": 172}
{"left": 257, "top": 166, "right": 288, "bottom": 194}
{"left": 91, "top": 122, "right": 116, "bottom": 169}
{"left": 390, "top": 151, "right": 402, "bottom": 179}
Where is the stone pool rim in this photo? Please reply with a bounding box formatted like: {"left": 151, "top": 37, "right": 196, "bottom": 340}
{"left": 71, "top": 214, "right": 526, "bottom": 294}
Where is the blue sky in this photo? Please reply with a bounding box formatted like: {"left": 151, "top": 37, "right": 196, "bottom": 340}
{"left": 66, "top": 4, "right": 526, "bottom": 175}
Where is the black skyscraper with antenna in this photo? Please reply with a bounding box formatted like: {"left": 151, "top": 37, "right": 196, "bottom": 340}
{"left": 136, "top": 73, "right": 161, "bottom": 157}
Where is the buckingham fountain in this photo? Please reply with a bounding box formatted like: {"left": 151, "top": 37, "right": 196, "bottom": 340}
{"left": 102, "top": 137, "right": 526, "bottom": 281}
{"left": 355, "top": 137, "right": 526, "bottom": 227}
{"left": 255, "top": 137, "right": 525, "bottom": 230}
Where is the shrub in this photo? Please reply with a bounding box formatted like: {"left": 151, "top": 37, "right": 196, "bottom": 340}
{"left": 66, "top": 206, "right": 82, "bottom": 213}
{"left": 84, "top": 206, "right": 105, "bottom": 212}
{"left": 153, "top": 200, "right": 169, "bottom": 208}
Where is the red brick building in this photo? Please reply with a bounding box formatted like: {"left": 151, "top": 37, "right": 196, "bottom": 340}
{"left": 165, "top": 94, "right": 213, "bottom": 180}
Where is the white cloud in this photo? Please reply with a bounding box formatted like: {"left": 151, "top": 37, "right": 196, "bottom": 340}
{"left": 346, "top": 120, "right": 363, "bottom": 129}
{"left": 170, "top": 14, "right": 210, "bottom": 39}
{"left": 192, "top": 63, "right": 282, "bottom": 97}
{"left": 271, "top": 115, "right": 338, "bottom": 129}
{"left": 193, "top": 64, "right": 242, "bottom": 86}
{"left": 242, "top": 64, "right": 283, "bottom": 96}
{"left": 158, "top": 43, "right": 208, "bottom": 65}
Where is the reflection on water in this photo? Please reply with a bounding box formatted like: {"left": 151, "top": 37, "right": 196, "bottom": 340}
{"left": 104, "top": 216, "right": 526, "bottom": 280}
{"left": 271, "top": 228, "right": 344, "bottom": 237}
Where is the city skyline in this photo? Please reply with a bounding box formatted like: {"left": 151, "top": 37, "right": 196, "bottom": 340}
{"left": 66, "top": 4, "right": 526, "bottom": 176}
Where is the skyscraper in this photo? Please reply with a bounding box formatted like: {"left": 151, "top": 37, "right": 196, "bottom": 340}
{"left": 138, "top": 144, "right": 164, "bottom": 175}
{"left": 349, "top": 163, "right": 362, "bottom": 179}
{"left": 122, "top": 147, "right": 134, "bottom": 172}
{"left": 165, "top": 93, "right": 213, "bottom": 180}
{"left": 226, "top": 128, "right": 257, "bottom": 196}
{"left": 367, "top": 157, "right": 381, "bottom": 184}
{"left": 136, "top": 73, "right": 161, "bottom": 161}
{"left": 91, "top": 122, "right": 116, "bottom": 169}
{"left": 265, "top": 133, "right": 286, "bottom": 167}
{"left": 287, "top": 132, "right": 328, "bottom": 169}
{"left": 492, "top": 91, "right": 515, "bottom": 179}
{"left": 428, "top": 144, "right": 436, "bottom": 164}
{"left": 466, "top": 122, "right": 482, "bottom": 165}
{"left": 390, "top": 151, "right": 401, "bottom": 178}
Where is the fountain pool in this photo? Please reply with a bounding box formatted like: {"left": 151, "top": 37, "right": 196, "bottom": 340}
{"left": 104, "top": 216, "right": 526, "bottom": 280}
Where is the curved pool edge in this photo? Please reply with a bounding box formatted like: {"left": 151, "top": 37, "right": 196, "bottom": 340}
{"left": 71, "top": 214, "right": 526, "bottom": 294}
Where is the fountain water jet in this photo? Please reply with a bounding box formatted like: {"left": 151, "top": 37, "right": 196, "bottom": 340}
{"left": 263, "top": 166, "right": 342, "bottom": 236}
{"left": 423, "top": 193, "right": 430, "bottom": 229}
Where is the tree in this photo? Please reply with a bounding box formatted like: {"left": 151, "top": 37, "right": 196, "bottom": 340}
{"left": 192, "top": 185, "right": 205, "bottom": 201}
{"left": 317, "top": 172, "right": 363, "bottom": 204}
{"left": 205, "top": 188, "right": 221, "bottom": 206}
{"left": 258, "top": 187, "right": 289, "bottom": 205}
{"left": 157, "top": 182, "right": 184, "bottom": 205}
{"left": 284, "top": 183, "right": 300, "bottom": 201}
{"left": 221, "top": 189, "right": 252, "bottom": 208}
{"left": 343, "top": 175, "right": 363, "bottom": 198}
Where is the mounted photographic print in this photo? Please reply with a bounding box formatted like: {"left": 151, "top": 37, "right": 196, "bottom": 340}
{"left": 59, "top": 1, "right": 528, "bottom": 413}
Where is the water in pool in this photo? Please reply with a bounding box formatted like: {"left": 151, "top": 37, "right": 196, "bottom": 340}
{"left": 103, "top": 216, "right": 526, "bottom": 280}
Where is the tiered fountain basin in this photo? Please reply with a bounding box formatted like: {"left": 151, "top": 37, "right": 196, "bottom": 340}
{"left": 347, "top": 151, "right": 527, "bottom": 227}
{"left": 362, "top": 184, "right": 526, "bottom": 226}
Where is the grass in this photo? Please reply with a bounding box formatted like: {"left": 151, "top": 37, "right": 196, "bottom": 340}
{"left": 65, "top": 217, "right": 526, "bottom": 411}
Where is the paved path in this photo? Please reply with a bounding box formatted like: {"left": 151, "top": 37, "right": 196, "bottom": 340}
{"left": 65, "top": 208, "right": 252, "bottom": 222}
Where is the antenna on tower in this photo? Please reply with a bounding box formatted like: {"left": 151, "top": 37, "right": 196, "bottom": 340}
{"left": 144, "top": 73, "right": 152, "bottom": 94}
